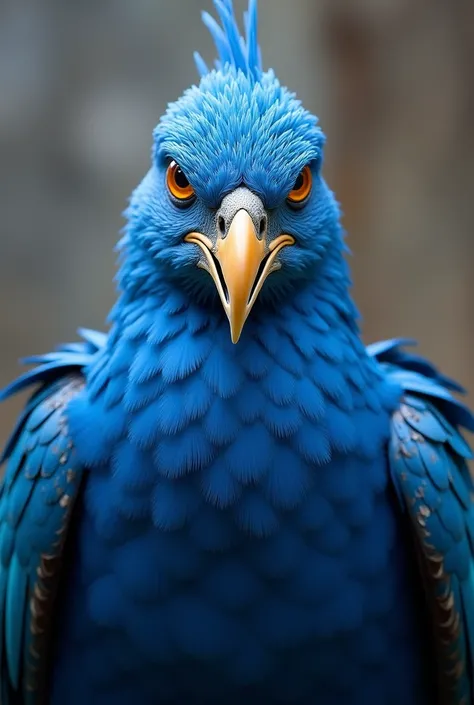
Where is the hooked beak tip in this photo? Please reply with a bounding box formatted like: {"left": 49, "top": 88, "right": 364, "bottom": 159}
{"left": 185, "top": 206, "right": 295, "bottom": 342}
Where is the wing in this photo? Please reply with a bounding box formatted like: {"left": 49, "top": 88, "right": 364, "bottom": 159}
{"left": 0, "top": 329, "right": 105, "bottom": 705}
{"left": 371, "top": 339, "right": 474, "bottom": 705}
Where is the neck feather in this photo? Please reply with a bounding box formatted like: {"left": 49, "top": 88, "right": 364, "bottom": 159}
{"left": 72, "top": 241, "right": 400, "bottom": 477}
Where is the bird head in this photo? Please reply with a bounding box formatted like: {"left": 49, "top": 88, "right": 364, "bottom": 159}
{"left": 124, "top": 0, "right": 341, "bottom": 343}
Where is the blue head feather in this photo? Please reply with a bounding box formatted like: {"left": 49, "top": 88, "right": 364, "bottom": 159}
{"left": 118, "top": 0, "right": 341, "bottom": 315}
{"left": 194, "top": 0, "right": 261, "bottom": 80}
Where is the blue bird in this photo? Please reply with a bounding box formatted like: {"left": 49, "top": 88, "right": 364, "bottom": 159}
{"left": 1, "top": 2, "right": 473, "bottom": 704}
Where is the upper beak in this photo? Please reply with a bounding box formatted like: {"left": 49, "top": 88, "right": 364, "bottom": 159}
{"left": 185, "top": 197, "right": 294, "bottom": 343}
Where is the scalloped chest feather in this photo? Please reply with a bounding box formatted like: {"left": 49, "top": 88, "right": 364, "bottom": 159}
{"left": 50, "top": 298, "right": 432, "bottom": 705}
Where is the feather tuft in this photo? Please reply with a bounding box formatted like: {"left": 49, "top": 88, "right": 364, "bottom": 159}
{"left": 198, "top": 1, "right": 261, "bottom": 80}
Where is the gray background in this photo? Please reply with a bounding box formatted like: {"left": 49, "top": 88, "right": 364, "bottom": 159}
{"left": 0, "top": 0, "right": 473, "bottom": 445}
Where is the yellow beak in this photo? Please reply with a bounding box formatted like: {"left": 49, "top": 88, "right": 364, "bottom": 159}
{"left": 185, "top": 210, "right": 294, "bottom": 343}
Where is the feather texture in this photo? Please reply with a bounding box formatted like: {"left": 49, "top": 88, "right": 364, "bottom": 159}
{"left": 374, "top": 339, "right": 474, "bottom": 705}
{"left": 0, "top": 0, "right": 472, "bottom": 703}
{"left": 0, "top": 334, "right": 98, "bottom": 704}
{"left": 198, "top": 0, "right": 261, "bottom": 79}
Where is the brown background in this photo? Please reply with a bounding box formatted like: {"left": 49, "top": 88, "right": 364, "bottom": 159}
{"left": 0, "top": 0, "right": 472, "bottom": 447}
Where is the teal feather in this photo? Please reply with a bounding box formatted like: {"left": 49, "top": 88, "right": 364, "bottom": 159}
{"left": 0, "top": 336, "right": 92, "bottom": 703}
{"left": 5, "top": 554, "right": 27, "bottom": 689}
{"left": 384, "top": 349, "right": 474, "bottom": 703}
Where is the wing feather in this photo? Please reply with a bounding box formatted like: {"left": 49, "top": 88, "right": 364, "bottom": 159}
{"left": 0, "top": 329, "right": 104, "bottom": 704}
{"left": 0, "top": 377, "right": 85, "bottom": 703}
{"left": 371, "top": 339, "right": 474, "bottom": 705}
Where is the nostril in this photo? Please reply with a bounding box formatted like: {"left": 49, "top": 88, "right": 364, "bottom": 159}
{"left": 259, "top": 217, "right": 267, "bottom": 238}
{"left": 218, "top": 216, "right": 226, "bottom": 237}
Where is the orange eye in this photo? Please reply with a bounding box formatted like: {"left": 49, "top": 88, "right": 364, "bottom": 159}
{"left": 287, "top": 165, "right": 312, "bottom": 204}
{"left": 166, "top": 161, "right": 195, "bottom": 202}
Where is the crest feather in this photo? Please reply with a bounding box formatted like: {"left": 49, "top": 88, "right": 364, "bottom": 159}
{"left": 194, "top": 0, "right": 262, "bottom": 80}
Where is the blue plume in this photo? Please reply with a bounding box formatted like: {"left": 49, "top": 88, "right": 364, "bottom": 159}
{"left": 369, "top": 338, "right": 474, "bottom": 434}
{"left": 198, "top": 0, "right": 262, "bottom": 80}
{"left": 245, "top": 0, "right": 259, "bottom": 77}
{"left": 193, "top": 51, "right": 209, "bottom": 78}
{"left": 0, "top": 331, "right": 103, "bottom": 406}
{"left": 0, "top": 329, "right": 104, "bottom": 464}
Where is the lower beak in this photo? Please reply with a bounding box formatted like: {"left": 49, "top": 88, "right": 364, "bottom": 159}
{"left": 185, "top": 210, "right": 294, "bottom": 343}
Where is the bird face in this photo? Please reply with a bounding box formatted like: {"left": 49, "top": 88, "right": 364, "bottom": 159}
{"left": 184, "top": 186, "right": 295, "bottom": 343}
{"left": 127, "top": 69, "right": 338, "bottom": 343}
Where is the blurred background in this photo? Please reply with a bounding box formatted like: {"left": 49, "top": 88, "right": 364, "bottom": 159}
{"left": 0, "top": 0, "right": 473, "bottom": 445}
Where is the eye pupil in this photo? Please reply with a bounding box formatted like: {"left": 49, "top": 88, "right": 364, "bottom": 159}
{"left": 174, "top": 167, "right": 189, "bottom": 189}
{"left": 293, "top": 173, "right": 304, "bottom": 192}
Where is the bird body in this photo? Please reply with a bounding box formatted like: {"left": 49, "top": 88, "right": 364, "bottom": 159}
{"left": 1, "top": 2, "right": 473, "bottom": 704}
{"left": 48, "top": 292, "right": 429, "bottom": 705}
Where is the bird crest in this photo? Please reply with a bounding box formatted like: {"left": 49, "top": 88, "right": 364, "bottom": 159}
{"left": 194, "top": 0, "right": 262, "bottom": 81}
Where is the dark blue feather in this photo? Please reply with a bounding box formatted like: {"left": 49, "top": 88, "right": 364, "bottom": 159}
{"left": 0, "top": 329, "right": 98, "bottom": 704}
{"left": 374, "top": 339, "right": 474, "bottom": 704}
{"left": 5, "top": 554, "right": 27, "bottom": 689}
{"left": 0, "top": 329, "right": 103, "bottom": 406}
{"left": 368, "top": 338, "right": 468, "bottom": 395}
{"left": 369, "top": 339, "right": 474, "bottom": 435}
